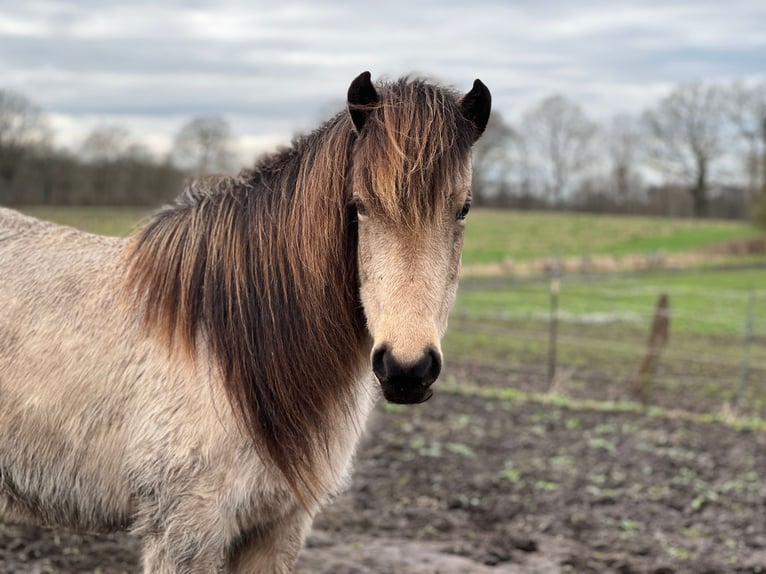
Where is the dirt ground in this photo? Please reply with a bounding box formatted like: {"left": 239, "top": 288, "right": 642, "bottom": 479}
{"left": 2, "top": 364, "right": 766, "bottom": 573}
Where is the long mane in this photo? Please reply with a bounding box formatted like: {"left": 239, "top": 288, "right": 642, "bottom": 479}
{"left": 123, "top": 78, "right": 473, "bottom": 502}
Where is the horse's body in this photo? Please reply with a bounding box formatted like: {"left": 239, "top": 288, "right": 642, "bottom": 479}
{"left": 0, "top": 73, "right": 490, "bottom": 572}
{"left": 0, "top": 209, "right": 373, "bottom": 570}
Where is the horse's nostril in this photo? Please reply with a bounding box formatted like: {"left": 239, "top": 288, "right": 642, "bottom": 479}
{"left": 425, "top": 347, "right": 442, "bottom": 386}
{"left": 371, "top": 345, "right": 389, "bottom": 382}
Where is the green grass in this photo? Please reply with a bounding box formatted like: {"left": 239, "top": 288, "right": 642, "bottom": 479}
{"left": 19, "top": 206, "right": 150, "bottom": 237}
{"left": 18, "top": 206, "right": 763, "bottom": 267}
{"left": 462, "top": 209, "right": 762, "bottom": 265}
{"left": 445, "top": 269, "right": 766, "bottom": 417}
{"left": 455, "top": 268, "right": 766, "bottom": 336}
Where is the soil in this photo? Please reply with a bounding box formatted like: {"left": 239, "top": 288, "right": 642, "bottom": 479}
{"left": 2, "top": 363, "right": 766, "bottom": 573}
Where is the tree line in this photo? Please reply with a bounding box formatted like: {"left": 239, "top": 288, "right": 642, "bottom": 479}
{"left": 473, "top": 80, "right": 766, "bottom": 220}
{"left": 0, "top": 91, "right": 236, "bottom": 206}
{"left": 1, "top": 80, "right": 765, "bottom": 219}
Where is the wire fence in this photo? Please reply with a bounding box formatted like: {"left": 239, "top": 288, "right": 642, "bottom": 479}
{"left": 446, "top": 265, "right": 766, "bottom": 418}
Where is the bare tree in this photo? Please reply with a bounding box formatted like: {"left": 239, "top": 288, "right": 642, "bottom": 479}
{"left": 643, "top": 83, "right": 725, "bottom": 217}
{"left": 173, "top": 116, "right": 236, "bottom": 175}
{"left": 521, "top": 95, "right": 596, "bottom": 204}
{"left": 608, "top": 114, "right": 644, "bottom": 200}
{"left": 80, "top": 125, "right": 132, "bottom": 165}
{"left": 79, "top": 125, "right": 135, "bottom": 203}
{"left": 0, "top": 89, "right": 50, "bottom": 195}
{"left": 725, "top": 80, "right": 766, "bottom": 198}
{"left": 470, "top": 111, "right": 517, "bottom": 206}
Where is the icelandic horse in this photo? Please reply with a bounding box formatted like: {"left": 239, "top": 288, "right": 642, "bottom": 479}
{"left": 0, "top": 71, "right": 490, "bottom": 572}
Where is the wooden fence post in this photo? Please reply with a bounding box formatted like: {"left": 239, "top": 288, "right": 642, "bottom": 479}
{"left": 629, "top": 293, "right": 670, "bottom": 401}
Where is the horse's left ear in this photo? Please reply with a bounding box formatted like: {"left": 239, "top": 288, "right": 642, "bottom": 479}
{"left": 348, "top": 71, "right": 380, "bottom": 133}
{"left": 460, "top": 79, "right": 492, "bottom": 141}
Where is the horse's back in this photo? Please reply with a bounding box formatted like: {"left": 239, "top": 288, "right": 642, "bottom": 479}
{"left": 0, "top": 206, "right": 49, "bottom": 235}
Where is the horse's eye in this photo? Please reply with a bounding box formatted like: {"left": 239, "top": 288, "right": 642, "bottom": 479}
{"left": 457, "top": 201, "right": 471, "bottom": 221}
{"left": 351, "top": 197, "right": 368, "bottom": 218}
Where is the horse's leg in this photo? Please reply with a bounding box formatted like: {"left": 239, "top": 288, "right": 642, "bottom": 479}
{"left": 227, "top": 508, "right": 313, "bottom": 574}
{"left": 137, "top": 502, "right": 229, "bottom": 574}
{"left": 141, "top": 533, "right": 227, "bottom": 574}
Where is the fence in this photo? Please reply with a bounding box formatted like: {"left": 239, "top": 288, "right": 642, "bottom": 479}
{"left": 446, "top": 265, "right": 766, "bottom": 418}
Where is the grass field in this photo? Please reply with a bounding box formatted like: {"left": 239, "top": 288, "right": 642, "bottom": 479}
{"left": 21, "top": 206, "right": 151, "bottom": 237}
{"left": 19, "top": 205, "right": 765, "bottom": 266}
{"left": 460, "top": 208, "right": 762, "bottom": 264}
{"left": 456, "top": 267, "right": 766, "bottom": 336}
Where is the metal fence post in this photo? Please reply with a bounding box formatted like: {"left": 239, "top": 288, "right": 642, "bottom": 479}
{"left": 547, "top": 267, "right": 560, "bottom": 389}
{"left": 736, "top": 290, "right": 755, "bottom": 415}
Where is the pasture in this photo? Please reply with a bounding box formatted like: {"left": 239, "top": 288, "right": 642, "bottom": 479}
{"left": 3, "top": 206, "right": 766, "bottom": 572}
{"left": 20, "top": 205, "right": 765, "bottom": 266}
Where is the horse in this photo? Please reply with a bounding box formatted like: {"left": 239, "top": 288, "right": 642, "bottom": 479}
{"left": 0, "top": 71, "right": 490, "bottom": 572}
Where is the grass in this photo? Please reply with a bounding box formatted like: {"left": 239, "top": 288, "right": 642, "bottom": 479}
{"left": 461, "top": 208, "right": 762, "bottom": 265}
{"left": 455, "top": 268, "right": 766, "bottom": 336}
{"left": 17, "top": 206, "right": 763, "bottom": 267}
{"left": 20, "top": 206, "right": 150, "bottom": 237}
{"left": 440, "top": 377, "right": 766, "bottom": 433}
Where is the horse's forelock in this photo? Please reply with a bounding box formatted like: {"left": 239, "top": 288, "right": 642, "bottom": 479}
{"left": 353, "top": 78, "right": 474, "bottom": 225}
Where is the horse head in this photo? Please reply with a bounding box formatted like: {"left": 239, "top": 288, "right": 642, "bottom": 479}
{"left": 346, "top": 72, "right": 491, "bottom": 404}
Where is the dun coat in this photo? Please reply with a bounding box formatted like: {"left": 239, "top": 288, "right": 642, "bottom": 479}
{"left": 0, "top": 72, "right": 490, "bottom": 572}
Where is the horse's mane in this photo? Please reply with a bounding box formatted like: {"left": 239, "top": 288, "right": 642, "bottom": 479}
{"left": 124, "top": 77, "right": 474, "bottom": 502}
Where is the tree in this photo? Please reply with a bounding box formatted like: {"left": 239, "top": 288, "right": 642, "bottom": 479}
{"left": 521, "top": 95, "right": 596, "bottom": 204}
{"left": 643, "top": 83, "right": 725, "bottom": 217}
{"left": 470, "top": 111, "right": 517, "bottom": 206}
{"left": 725, "top": 81, "right": 766, "bottom": 199}
{"left": 79, "top": 125, "right": 134, "bottom": 203}
{"left": 608, "top": 114, "right": 644, "bottom": 200}
{"left": 172, "top": 116, "right": 236, "bottom": 175}
{"left": 0, "top": 89, "right": 50, "bottom": 201}
{"left": 80, "top": 125, "right": 132, "bottom": 165}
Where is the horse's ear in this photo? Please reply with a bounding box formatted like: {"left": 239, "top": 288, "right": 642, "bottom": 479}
{"left": 460, "top": 79, "right": 492, "bottom": 141}
{"left": 347, "top": 71, "right": 379, "bottom": 133}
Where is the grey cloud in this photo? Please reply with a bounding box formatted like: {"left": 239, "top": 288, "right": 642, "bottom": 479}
{"left": 1, "top": 0, "right": 765, "bottom": 153}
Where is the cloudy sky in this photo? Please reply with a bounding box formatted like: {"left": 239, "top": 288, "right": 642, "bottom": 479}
{"left": 2, "top": 0, "right": 765, "bottom": 161}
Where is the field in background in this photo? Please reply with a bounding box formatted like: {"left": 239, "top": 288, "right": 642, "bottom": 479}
{"left": 21, "top": 206, "right": 150, "bottom": 237}
{"left": 448, "top": 269, "right": 766, "bottom": 418}
{"left": 20, "top": 205, "right": 766, "bottom": 267}
{"left": 460, "top": 208, "right": 763, "bottom": 264}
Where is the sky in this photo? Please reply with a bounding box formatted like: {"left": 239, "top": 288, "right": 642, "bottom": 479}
{"left": 1, "top": 0, "right": 765, "bottom": 162}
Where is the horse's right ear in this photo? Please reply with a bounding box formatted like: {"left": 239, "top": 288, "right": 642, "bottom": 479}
{"left": 460, "top": 79, "right": 492, "bottom": 142}
{"left": 347, "top": 71, "right": 379, "bottom": 133}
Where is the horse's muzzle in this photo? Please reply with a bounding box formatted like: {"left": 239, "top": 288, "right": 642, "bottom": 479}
{"left": 372, "top": 345, "right": 441, "bottom": 404}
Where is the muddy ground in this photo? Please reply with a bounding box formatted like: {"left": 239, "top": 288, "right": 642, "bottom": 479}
{"left": 2, "top": 364, "right": 766, "bottom": 573}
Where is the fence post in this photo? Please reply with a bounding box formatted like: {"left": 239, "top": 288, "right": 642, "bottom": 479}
{"left": 736, "top": 290, "right": 755, "bottom": 415}
{"left": 629, "top": 293, "right": 670, "bottom": 401}
{"left": 547, "top": 267, "right": 560, "bottom": 389}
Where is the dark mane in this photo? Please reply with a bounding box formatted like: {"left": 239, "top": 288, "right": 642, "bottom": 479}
{"left": 123, "top": 77, "right": 473, "bottom": 502}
